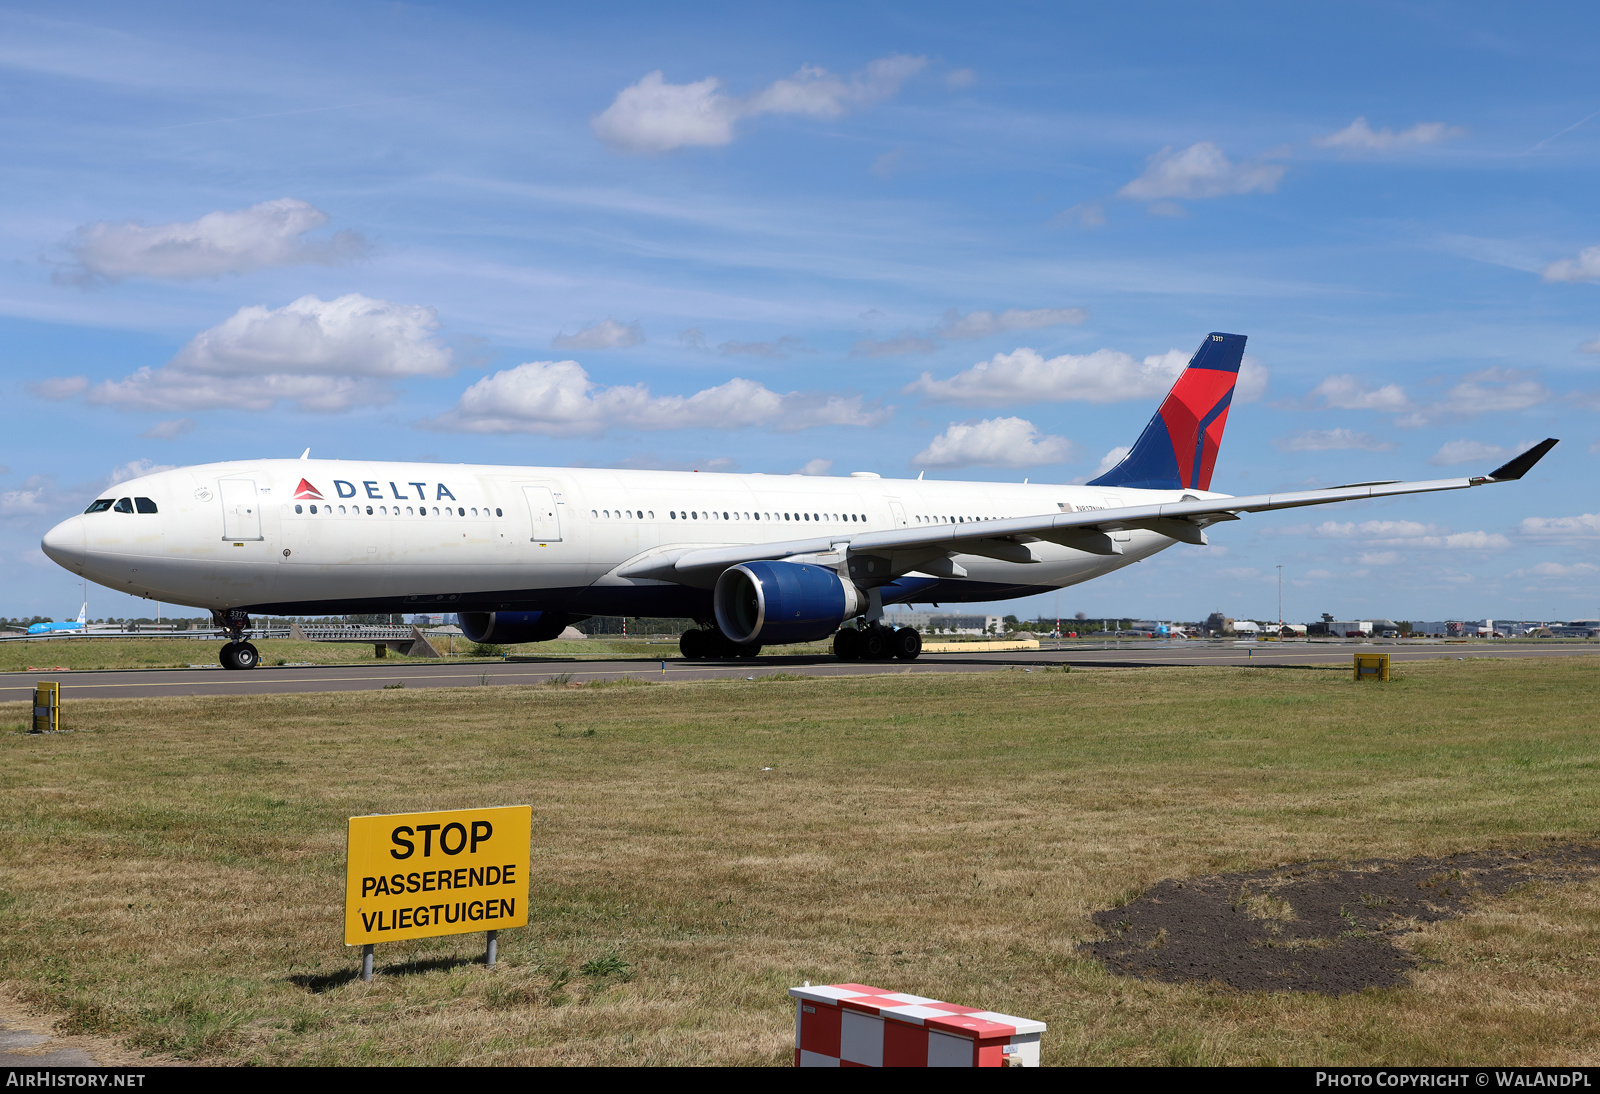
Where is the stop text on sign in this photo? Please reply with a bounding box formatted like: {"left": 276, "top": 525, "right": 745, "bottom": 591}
{"left": 345, "top": 805, "right": 531, "bottom": 945}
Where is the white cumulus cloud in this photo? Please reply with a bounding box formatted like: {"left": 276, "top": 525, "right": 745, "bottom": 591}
{"left": 1117, "top": 142, "right": 1284, "bottom": 202}
{"left": 1315, "top": 117, "right": 1464, "bottom": 151}
{"left": 56, "top": 198, "right": 364, "bottom": 284}
{"left": 1274, "top": 428, "right": 1395, "bottom": 452}
{"left": 1311, "top": 518, "right": 1510, "bottom": 550}
{"left": 1581, "top": 336, "right": 1600, "bottom": 353}
{"left": 0, "top": 475, "right": 57, "bottom": 519}
{"left": 1397, "top": 370, "right": 1550, "bottom": 426}
{"left": 28, "top": 376, "right": 90, "bottom": 400}
{"left": 912, "top": 417, "right": 1077, "bottom": 469}
{"left": 935, "top": 306, "right": 1088, "bottom": 340}
{"left": 108, "top": 458, "right": 176, "bottom": 485}
{"left": 907, "top": 346, "right": 1267, "bottom": 407}
{"left": 796, "top": 458, "right": 834, "bottom": 476}
{"left": 1519, "top": 512, "right": 1600, "bottom": 539}
{"left": 1309, "top": 374, "right": 1411, "bottom": 412}
{"left": 1543, "top": 245, "right": 1600, "bottom": 283}
{"left": 1430, "top": 440, "right": 1507, "bottom": 465}
{"left": 593, "top": 55, "right": 926, "bottom": 153}
{"left": 75, "top": 294, "right": 452, "bottom": 413}
{"left": 1514, "top": 561, "right": 1599, "bottom": 578}
{"left": 428, "top": 360, "right": 887, "bottom": 437}
{"left": 140, "top": 418, "right": 194, "bottom": 440}
{"left": 551, "top": 319, "right": 643, "bottom": 350}
{"left": 1092, "top": 446, "right": 1131, "bottom": 476}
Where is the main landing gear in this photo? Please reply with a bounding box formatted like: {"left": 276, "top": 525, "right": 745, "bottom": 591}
{"left": 833, "top": 624, "right": 920, "bottom": 662}
{"left": 213, "top": 609, "right": 260, "bottom": 671}
{"left": 679, "top": 627, "right": 762, "bottom": 661}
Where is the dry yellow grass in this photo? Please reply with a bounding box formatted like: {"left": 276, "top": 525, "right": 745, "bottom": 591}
{"left": 1, "top": 657, "right": 1598, "bottom": 1065}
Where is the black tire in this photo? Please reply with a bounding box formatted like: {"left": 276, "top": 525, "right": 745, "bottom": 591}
{"left": 893, "top": 627, "right": 922, "bottom": 660}
{"left": 233, "top": 642, "right": 260, "bottom": 670}
{"left": 833, "top": 628, "right": 861, "bottom": 661}
{"left": 219, "top": 643, "right": 239, "bottom": 670}
{"left": 734, "top": 643, "right": 762, "bottom": 659}
{"left": 861, "top": 626, "right": 891, "bottom": 661}
{"left": 679, "top": 629, "right": 708, "bottom": 660}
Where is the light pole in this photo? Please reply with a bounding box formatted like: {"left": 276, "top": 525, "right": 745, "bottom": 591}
{"left": 1277, "top": 565, "right": 1283, "bottom": 632}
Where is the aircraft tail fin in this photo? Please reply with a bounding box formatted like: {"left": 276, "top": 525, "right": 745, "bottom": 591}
{"left": 77, "top": 603, "right": 87, "bottom": 625}
{"left": 1088, "top": 332, "right": 1247, "bottom": 491}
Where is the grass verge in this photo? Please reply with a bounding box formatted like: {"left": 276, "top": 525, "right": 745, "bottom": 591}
{"left": 2, "top": 657, "right": 1598, "bottom": 1065}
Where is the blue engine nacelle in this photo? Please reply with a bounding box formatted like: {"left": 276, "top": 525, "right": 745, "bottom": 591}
{"left": 714, "top": 561, "right": 862, "bottom": 646}
{"left": 458, "top": 610, "right": 574, "bottom": 645}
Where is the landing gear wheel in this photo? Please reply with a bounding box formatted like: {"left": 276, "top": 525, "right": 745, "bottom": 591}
{"left": 233, "top": 642, "right": 260, "bottom": 670}
{"left": 833, "top": 628, "right": 861, "bottom": 661}
{"left": 893, "top": 627, "right": 921, "bottom": 661}
{"left": 679, "top": 629, "right": 709, "bottom": 660}
{"left": 734, "top": 643, "right": 762, "bottom": 659}
{"left": 219, "top": 643, "right": 239, "bottom": 670}
{"left": 861, "top": 626, "right": 892, "bottom": 661}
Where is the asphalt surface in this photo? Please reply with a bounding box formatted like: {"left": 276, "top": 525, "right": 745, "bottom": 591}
{"left": 2, "top": 641, "right": 1594, "bottom": 702}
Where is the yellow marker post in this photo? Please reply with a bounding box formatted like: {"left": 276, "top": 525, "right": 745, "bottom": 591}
{"left": 1353, "top": 653, "right": 1390, "bottom": 682}
{"left": 32, "top": 682, "right": 59, "bottom": 733}
{"left": 346, "top": 805, "right": 531, "bottom": 980}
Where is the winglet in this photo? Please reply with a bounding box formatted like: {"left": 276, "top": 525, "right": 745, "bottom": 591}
{"left": 300, "top": 448, "right": 311, "bottom": 460}
{"left": 1486, "top": 438, "right": 1558, "bottom": 481}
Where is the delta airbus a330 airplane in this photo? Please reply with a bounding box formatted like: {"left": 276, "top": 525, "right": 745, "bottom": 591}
{"left": 39, "top": 333, "right": 1557, "bottom": 669}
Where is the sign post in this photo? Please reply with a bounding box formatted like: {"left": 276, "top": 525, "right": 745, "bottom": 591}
{"left": 32, "top": 682, "right": 59, "bottom": 734}
{"left": 345, "top": 805, "right": 531, "bottom": 980}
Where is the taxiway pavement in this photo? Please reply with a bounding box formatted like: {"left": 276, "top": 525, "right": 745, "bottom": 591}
{"left": 2, "top": 641, "right": 1593, "bottom": 703}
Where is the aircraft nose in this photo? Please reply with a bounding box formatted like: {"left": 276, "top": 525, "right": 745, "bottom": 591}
{"left": 41, "top": 516, "right": 87, "bottom": 570}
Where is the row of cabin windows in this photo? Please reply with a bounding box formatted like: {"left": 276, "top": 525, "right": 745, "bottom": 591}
{"left": 665, "top": 510, "right": 868, "bottom": 523}
{"left": 85, "top": 497, "right": 157, "bottom": 514}
{"left": 293, "top": 503, "right": 503, "bottom": 518}
{"left": 916, "top": 514, "right": 995, "bottom": 524}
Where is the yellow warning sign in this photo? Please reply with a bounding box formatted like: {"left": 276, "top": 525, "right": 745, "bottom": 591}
{"left": 345, "top": 805, "right": 531, "bottom": 945}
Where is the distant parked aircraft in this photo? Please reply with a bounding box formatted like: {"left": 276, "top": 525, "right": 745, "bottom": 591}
{"left": 37, "top": 332, "right": 1560, "bottom": 671}
{"left": 27, "top": 604, "right": 87, "bottom": 635}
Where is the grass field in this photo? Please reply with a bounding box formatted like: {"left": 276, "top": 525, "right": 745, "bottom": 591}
{"left": 2, "top": 657, "right": 1598, "bottom": 1066}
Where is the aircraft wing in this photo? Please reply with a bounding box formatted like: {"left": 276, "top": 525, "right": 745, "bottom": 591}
{"left": 616, "top": 440, "right": 1557, "bottom": 581}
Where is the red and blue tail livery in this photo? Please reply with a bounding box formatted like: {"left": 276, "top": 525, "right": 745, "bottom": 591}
{"left": 1089, "top": 332, "right": 1246, "bottom": 491}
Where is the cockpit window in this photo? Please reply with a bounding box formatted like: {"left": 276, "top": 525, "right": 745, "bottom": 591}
{"left": 135, "top": 497, "right": 158, "bottom": 514}
{"left": 84, "top": 499, "right": 114, "bottom": 513}
{"left": 112, "top": 498, "right": 134, "bottom": 513}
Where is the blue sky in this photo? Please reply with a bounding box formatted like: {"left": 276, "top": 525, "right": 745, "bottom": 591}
{"left": 3, "top": 1, "right": 1597, "bottom": 623}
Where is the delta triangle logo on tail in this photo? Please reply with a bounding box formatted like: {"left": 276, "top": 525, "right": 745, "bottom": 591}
{"left": 294, "top": 479, "right": 324, "bottom": 500}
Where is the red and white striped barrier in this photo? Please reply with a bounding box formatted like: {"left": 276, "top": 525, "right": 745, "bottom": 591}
{"left": 790, "top": 982, "right": 1045, "bottom": 1067}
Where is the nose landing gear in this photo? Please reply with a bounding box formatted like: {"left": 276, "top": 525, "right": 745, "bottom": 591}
{"left": 213, "top": 609, "right": 260, "bottom": 671}
{"left": 220, "top": 642, "right": 260, "bottom": 670}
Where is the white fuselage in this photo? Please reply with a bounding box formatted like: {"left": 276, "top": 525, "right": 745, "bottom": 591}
{"left": 40, "top": 459, "right": 1218, "bottom": 617}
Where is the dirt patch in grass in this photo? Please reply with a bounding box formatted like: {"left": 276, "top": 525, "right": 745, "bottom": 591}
{"left": 1085, "top": 844, "right": 1600, "bottom": 995}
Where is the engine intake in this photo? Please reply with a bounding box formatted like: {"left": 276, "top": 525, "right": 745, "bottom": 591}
{"left": 458, "top": 610, "right": 576, "bottom": 645}
{"left": 714, "top": 561, "right": 861, "bottom": 646}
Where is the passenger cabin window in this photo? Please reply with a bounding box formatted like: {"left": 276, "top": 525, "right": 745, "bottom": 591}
{"left": 84, "top": 499, "right": 114, "bottom": 513}
{"left": 113, "top": 498, "right": 133, "bottom": 513}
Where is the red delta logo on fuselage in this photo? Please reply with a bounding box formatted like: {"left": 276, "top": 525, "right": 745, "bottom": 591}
{"left": 294, "top": 479, "right": 324, "bottom": 500}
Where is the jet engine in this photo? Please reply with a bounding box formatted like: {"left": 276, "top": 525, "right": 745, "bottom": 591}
{"left": 458, "top": 610, "right": 577, "bottom": 645}
{"left": 714, "top": 561, "right": 862, "bottom": 646}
